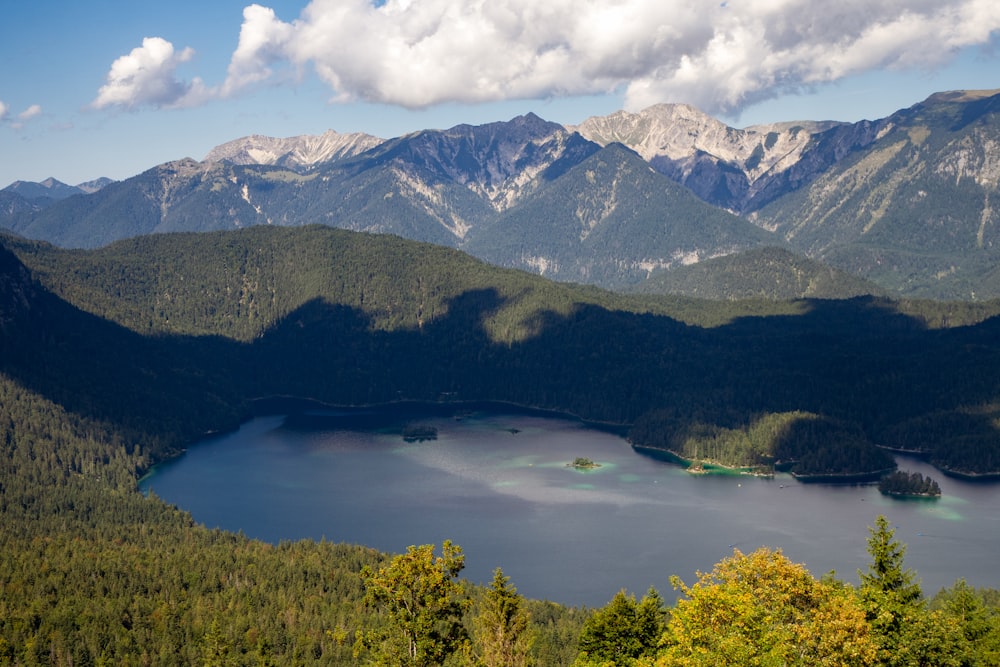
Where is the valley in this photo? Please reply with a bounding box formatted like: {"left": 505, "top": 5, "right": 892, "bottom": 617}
{"left": 2, "top": 89, "right": 1000, "bottom": 664}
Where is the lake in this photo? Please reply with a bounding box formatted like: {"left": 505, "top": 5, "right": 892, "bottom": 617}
{"left": 139, "top": 405, "right": 1000, "bottom": 608}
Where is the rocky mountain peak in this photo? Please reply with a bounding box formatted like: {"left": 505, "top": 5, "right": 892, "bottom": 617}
{"left": 572, "top": 103, "right": 820, "bottom": 177}
{"left": 571, "top": 104, "right": 880, "bottom": 213}
{"left": 362, "top": 115, "right": 600, "bottom": 213}
{"left": 205, "top": 130, "right": 384, "bottom": 169}
{"left": 76, "top": 177, "right": 115, "bottom": 194}
{"left": 570, "top": 104, "right": 729, "bottom": 160}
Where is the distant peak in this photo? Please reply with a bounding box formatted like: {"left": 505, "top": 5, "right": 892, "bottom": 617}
{"left": 638, "top": 102, "right": 711, "bottom": 117}
{"left": 513, "top": 111, "right": 559, "bottom": 126}
{"left": 923, "top": 89, "right": 1000, "bottom": 105}
{"left": 204, "top": 130, "right": 383, "bottom": 168}
{"left": 76, "top": 177, "right": 114, "bottom": 194}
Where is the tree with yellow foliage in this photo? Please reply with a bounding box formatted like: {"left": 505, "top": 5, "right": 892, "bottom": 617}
{"left": 354, "top": 541, "right": 469, "bottom": 666}
{"left": 651, "top": 547, "right": 877, "bottom": 666}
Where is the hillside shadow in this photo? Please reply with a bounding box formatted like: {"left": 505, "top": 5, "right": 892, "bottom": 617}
{"left": 3, "top": 240, "right": 999, "bottom": 473}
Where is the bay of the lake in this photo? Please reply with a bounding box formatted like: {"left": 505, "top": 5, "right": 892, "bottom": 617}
{"left": 139, "top": 406, "right": 1000, "bottom": 608}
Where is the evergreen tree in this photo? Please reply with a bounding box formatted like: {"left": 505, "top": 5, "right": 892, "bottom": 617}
{"left": 201, "top": 618, "right": 236, "bottom": 667}
{"left": 860, "top": 515, "right": 925, "bottom": 665}
{"left": 860, "top": 516, "right": 923, "bottom": 606}
{"left": 472, "top": 568, "right": 533, "bottom": 667}
{"left": 575, "top": 587, "right": 664, "bottom": 665}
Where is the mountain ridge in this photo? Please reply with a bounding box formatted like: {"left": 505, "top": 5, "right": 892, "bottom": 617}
{"left": 3, "top": 89, "right": 1000, "bottom": 300}
{"left": 204, "top": 129, "right": 384, "bottom": 169}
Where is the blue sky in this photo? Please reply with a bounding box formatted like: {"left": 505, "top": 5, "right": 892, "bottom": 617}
{"left": 1, "top": 0, "right": 998, "bottom": 187}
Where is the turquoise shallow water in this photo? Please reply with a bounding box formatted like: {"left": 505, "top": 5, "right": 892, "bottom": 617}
{"left": 140, "top": 407, "right": 1000, "bottom": 607}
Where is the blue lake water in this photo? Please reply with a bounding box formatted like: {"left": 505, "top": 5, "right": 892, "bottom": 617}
{"left": 139, "top": 406, "right": 1000, "bottom": 607}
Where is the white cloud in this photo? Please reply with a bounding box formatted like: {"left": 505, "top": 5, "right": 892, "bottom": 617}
{"left": 18, "top": 104, "right": 42, "bottom": 121}
{"left": 220, "top": 4, "right": 296, "bottom": 96}
{"left": 95, "top": 0, "right": 1000, "bottom": 115}
{"left": 92, "top": 36, "right": 207, "bottom": 109}
{"left": 0, "top": 100, "right": 43, "bottom": 128}
{"left": 249, "top": 0, "right": 1000, "bottom": 114}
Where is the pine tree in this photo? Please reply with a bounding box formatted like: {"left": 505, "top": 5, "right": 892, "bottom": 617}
{"left": 576, "top": 587, "right": 665, "bottom": 665}
{"left": 860, "top": 515, "right": 922, "bottom": 605}
{"left": 859, "top": 515, "right": 924, "bottom": 665}
{"left": 472, "top": 568, "right": 532, "bottom": 667}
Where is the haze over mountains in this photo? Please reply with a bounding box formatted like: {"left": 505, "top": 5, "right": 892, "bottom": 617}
{"left": 3, "top": 89, "right": 999, "bottom": 300}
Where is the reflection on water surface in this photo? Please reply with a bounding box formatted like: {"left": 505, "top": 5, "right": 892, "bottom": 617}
{"left": 141, "top": 407, "right": 1000, "bottom": 606}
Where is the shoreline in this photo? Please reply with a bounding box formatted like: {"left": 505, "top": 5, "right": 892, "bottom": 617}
{"left": 791, "top": 468, "right": 894, "bottom": 484}
{"left": 248, "top": 395, "right": 632, "bottom": 435}
{"left": 632, "top": 445, "right": 894, "bottom": 484}
{"left": 631, "top": 445, "right": 775, "bottom": 478}
{"left": 880, "top": 491, "right": 941, "bottom": 499}
{"left": 139, "top": 397, "right": 1000, "bottom": 486}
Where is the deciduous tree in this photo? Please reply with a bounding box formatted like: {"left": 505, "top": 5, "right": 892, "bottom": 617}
{"left": 654, "top": 547, "right": 876, "bottom": 666}
{"left": 355, "top": 540, "right": 469, "bottom": 666}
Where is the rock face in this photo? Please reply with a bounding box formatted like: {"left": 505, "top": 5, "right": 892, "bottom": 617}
{"left": 751, "top": 90, "right": 1000, "bottom": 298}
{"left": 572, "top": 103, "right": 884, "bottom": 213}
{"left": 346, "top": 113, "right": 601, "bottom": 213}
{"left": 204, "top": 130, "right": 384, "bottom": 169}
{"left": 76, "top": 177, "right": 116, "bottom": 194}
{"left": 464, "top": 143, "right": 776, "bottom": 288}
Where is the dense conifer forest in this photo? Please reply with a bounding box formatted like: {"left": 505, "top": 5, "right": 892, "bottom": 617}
{"left": 2, "top": 225, "right": 1000, "bottom": 664}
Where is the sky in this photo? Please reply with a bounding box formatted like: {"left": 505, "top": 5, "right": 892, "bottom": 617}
{"left": 1, "top": 0, "right": 998, "bottom": 188}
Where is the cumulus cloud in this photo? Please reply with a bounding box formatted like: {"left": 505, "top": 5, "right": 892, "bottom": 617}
{"left": 0, "top": 100, "right": 8, "bottom": 121}
{"left": 221, "top": 4, "right": 296, "bottom": 96}
{"left": 92, "top": 36, "right": 208, "bottom": 109}
{"left": 95, "top": 0, "right": 1000, "bottom": 115}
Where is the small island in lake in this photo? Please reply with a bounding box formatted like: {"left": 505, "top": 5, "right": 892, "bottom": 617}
{"left": 878, "top": 470, "right": 941, "bottom": 498}
{"left": 568, "top": 457, "right": 601, "bottom": 470}
{"left": 402, "top": 425, "right": 438, "bottom": 442}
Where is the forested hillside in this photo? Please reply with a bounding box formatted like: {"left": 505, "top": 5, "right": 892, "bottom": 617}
{"left": 6, "top": 225, "right": 1000, "bottom": 476}
{"left": 3, "top": 225, "right": 1000, "bottom": 663}
{"left": 631, "top": 246, "right": 885, "bottom": 300}
{"left": 753, "top": 90, "right": 1000, "bottom": 299}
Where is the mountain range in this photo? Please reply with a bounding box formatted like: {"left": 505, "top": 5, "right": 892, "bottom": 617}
{"left": 3, "top": 89, "right": 999, "bottom": 300}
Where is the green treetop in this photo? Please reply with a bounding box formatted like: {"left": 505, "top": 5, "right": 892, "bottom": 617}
{"left": 355, "top": 540, "right": 469, "bottom": 666}
{"left": 471, "top": 567, "right": 533, "bottom": 667}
